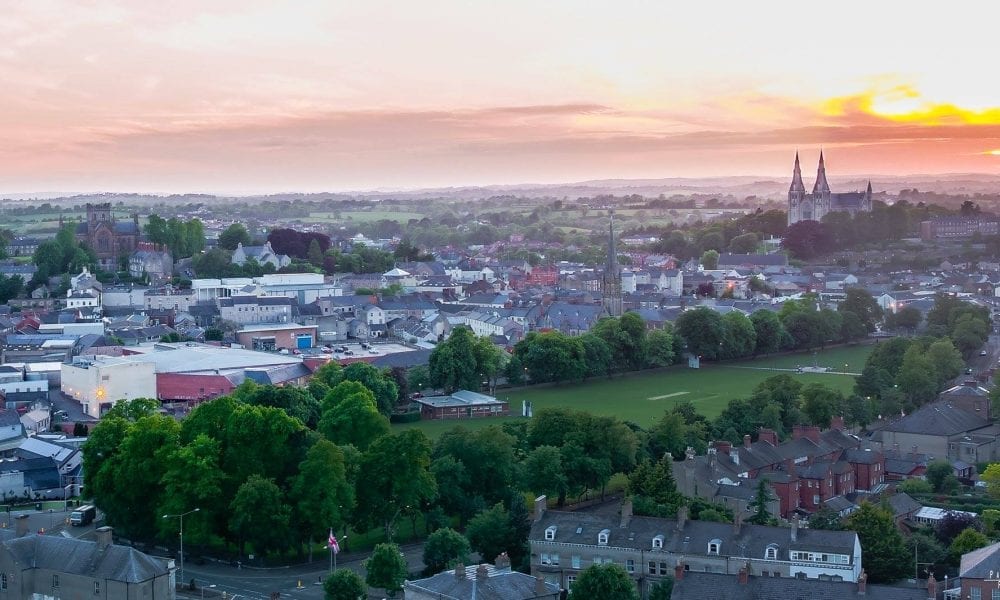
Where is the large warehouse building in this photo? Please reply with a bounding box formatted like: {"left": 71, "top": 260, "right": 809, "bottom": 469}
{"left": 62, "top": 342, "right": 312, "bottom": 416}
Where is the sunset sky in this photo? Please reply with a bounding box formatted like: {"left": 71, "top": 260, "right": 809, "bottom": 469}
{"left": 4, "top": 1, "right": 1000, "bottom": 193}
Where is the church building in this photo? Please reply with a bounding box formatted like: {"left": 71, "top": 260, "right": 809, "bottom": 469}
{"left": 601, "top": 211, "right": 623, "bottom": 317}
{"left": 787, "top": 152, "right": 873, "bottom": 225}
{"left": 73, "top": 203, "right": 141, "bottom": 269}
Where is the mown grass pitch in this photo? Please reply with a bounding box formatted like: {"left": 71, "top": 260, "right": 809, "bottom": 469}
{"left": 397, "top": 345, "right": 874, "bottom": 439}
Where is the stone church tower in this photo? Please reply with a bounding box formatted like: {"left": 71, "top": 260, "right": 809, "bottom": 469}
{"left": 602, "top": 210, "right": 623, "bottom": 317}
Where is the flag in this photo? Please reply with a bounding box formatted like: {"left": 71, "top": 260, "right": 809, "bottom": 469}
{"left": 328, "top": 529, "right": 340, "bottom": 554}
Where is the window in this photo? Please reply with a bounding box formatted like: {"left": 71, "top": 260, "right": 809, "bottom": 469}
{"left": 544, "top": 526, "right": 557, "bottom": 541}
{"left": 658, "top": 562, "right": 669, "bottom": 576}
{"left": 765, "top": 545, "right": 778, "bottom": 560}
{"left": 565, "top": 575, "right": 576, "bottom": 590}
{"left": 707, "top": 539, "right": 721, "bottom": 555}
{"left": 813, "top": 495, "right": 820, "bottom": 504}
{"left": 971, "top": 588, "right": 981, "bottom": 600}
{"left": 541, "top": 553, "right": 551, "bottom": 565}
{"left": 95, "top": 581, "right": 100, "bottom": 595}
{"left": 992, "top": 588, "right": 1000, "bottom": 600}
{"left": 52, "top": 575, "right": 59, "bottom": 590}
{"left": 652, "top": 534, "right": 664, "bottom": 550}
{"left": 648, "top": 561, "right": 656, "bottom": 575}
{"left": 571, "top": 555, "right": 581, "bottom": 569}
{"left": 1, "top": 573, "right": 6, "bottom": 590}
{"left": 625, "top": 559, "right": 635, "bottom": 573}
{"left": 551, "top": 554, "right": 560, "bottom": 566}
{"left": 598, "top": 529, "right": 610, "bottom": 546}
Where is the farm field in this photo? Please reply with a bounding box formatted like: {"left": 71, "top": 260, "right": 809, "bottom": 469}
{"left": 396, "top": 344, "right": 874, "bottom": 439}
{"left": 306, "top": 210, "right": 425, "bottom": 224}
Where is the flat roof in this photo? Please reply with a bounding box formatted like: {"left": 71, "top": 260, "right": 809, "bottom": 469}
{"left": 66, "top": 343, "right": 303, "bottom": 375}
{"left": 238, "top": 323, "right": 318, "bottom": 333}
{"left": 414, "top": 390, "right": 505, "bottom": 409}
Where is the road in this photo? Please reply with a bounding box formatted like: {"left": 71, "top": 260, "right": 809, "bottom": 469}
{"left": 175, "top": 543, "right": 427, "bottom": 599}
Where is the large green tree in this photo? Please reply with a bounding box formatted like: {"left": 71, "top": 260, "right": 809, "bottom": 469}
{"left": 323, "top": 569, "right": 365, "bottom": 600}
{"left": 466, "top": 503, "right": 516, "bottom": 563}
{"left": 365, "top": 543, "right": 408, "bottom": 598}
{"left": 290, "top": 440, "right": 354, "bottom": 560}
{"left": 158, "top": 434, "right": 225, "bottom": 544}
{"left": 428, "top": 326, "right": 480, "bottom": 392}
{"left": 839, "top": 288, "right": 883, "bottom": 332}
{"left": 675, "top": 307, "right": 725, "bottom": 360}
{"left": 354, "top": 430, "right": 437, "bottom": 540}
{"left": 229, "top": 475, "right": 291, "bottom": 558}
{"left": 318, "top": 386, "right": 389, "bottom": 450}
{"left": 750, "top": 309, "right": 788, "bottom": 355}
{"left": 846, "top": 502, "right": 910, "bottom": 583}
{"left": 568, "top": 564, "right": 639, "bottom": 600}
{"left": 422, "top": 528, "right": 471, "bottom": 575}
{"left": 218, "top": 223, "right": 252, "bottom": 251}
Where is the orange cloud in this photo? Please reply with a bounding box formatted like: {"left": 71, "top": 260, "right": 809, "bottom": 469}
{"left": 823, "top": 84, "right": 1000, "bottom": 126}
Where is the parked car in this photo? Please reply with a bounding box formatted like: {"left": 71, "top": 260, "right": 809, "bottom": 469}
{"left": 980, "top": 350, "right": 988, "bottom": 356}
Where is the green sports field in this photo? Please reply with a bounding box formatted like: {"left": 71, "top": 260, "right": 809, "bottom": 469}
{"left": 396, "top": 345, "right": 874, "bottom": 438}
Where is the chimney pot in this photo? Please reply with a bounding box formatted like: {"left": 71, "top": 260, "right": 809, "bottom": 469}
{"left": 535, "top": 574, "right": 547, "bottom": 594}
{"left": 738, "top": 564, "right": 749, "bottom": 585}
{"left": 674, "top": 562, "right": 685, "bottom": 581}
{"left": 494, "top": 552, "right": 510, "bottom": 571}
{"left": 455, "top": 563, "right": 465, "bottom": 579}
{"left": 476, "top": 564, "right": 488, "bottom": 581}
{"left": 743, "top": 434, "right": 752, "bottom": 449}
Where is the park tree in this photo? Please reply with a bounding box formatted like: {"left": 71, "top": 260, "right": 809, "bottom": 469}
{"left": 317, "top": 386, "right": 389, "bottom": 450}
{"left": 801, "top": 383, "right": 843, "bottom": 428}
{"left": 354, "top": 430, "right": 437, "bottom": 541}
{"left": 644, "top": 329, "right": 675, "bottom": 368}
{"left": 229, "top": 475, "right": 291, "bottom": 557}
{"left": 838, "top": 289, "right": 883, "bottom": 332}
{"left": 428, "top": 326, "right": 480, "bottom": 392}
{"left": 221, "top": 403, "right": 307, "bottom": 489}
{"left": 627, "top": 455, "right": 683, "bottom": 518}
{"left": 522, "top": 445, "right": 567, "bottom": 503}
{"left": 157, "top": 434, "right": 225, "bottom": 544}
{"left": 750, "top": 309, "right": 788, "bottom": 355}
{"left": 341, "top": 362, "right": 398, "bottom": 416}
{"left": 895, "top": 345, "right": 938, "bottom": 406}
{"left": 290, "top": 440, "right": 354, "bottom": 560}
{"left": 365, "top": 543, "right": 408, "bottom": 598}
{"left": 434, "top": 426, "right": 517, "bottom": 511}
{"left": 926, "top": 339, "right": 964, "bottom": 387}
{"left": 422, "top": 528, "right": 471, "bottom": 575}
{"left": 579, "top": 334, "right": 613, "bottom": 377}
{"left": 514, "top": 331, "right": 586, "bottom": 383}
{"left": 720, "top": 311, "right": 756, "bottom": 359}
{"left": 323, "top": 569, "right": 365, "bottom": 600}
{"left": 568, "top": 564, "right": 639, "bottom": 600}
{"left": 885, "top": 306, "right": 922, "bottom": 332}
{"left": 234, "top": 381, "right": 321, "bottom": 429}
{"left": 466, "top": 503, "right": 516, "bottom": 563}
{"left": 839, "top": 311, "right": 868, "bottom": 342}
{"left": 675, "top": 307, "right": 725, "bottom": 360}
{"left": 218, "top": 223, "right": 252, "bottom": 250}
{"left": 781, "top": 220, "right": 833, "bottom": 259}
{"left": 846, "top": 502, "right": 910, "bottom": 583}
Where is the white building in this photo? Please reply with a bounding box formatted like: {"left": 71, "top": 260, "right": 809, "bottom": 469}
{"left": 62, "top": 359, "right": 157, "bottom": 417}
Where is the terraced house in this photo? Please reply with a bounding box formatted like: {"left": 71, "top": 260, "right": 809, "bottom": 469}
{"left": 529, "top": 497, "right": 862, "bottom": 598}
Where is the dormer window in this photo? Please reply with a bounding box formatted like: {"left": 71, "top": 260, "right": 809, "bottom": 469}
{"left": 544, "top": 526, "right": 557, "bottom": 541}
{"left": 652, "top": 534, "right": 664, "bottom": 550}
{"left": 598, "top": 529, "right": 610, "bottom": 546}
{"left": 765, "top": 544, "right": 779, "bottom": 560}
{"left": 707, "top": 539, "right": 722, "bottom": 555}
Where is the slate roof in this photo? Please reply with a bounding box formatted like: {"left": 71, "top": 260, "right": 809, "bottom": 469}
{"left": 671, "top": 571, "right": 930, "bottom": 600}
{"left": 887, "top": 492, "right": 922, "bottom": 519}
{"left": 880, "top": 401, "right": 989, "bottom": 436}
{"left": 5, "top": 534, "right": 168, "bottom": 583}
{"left": 961, "top": 540, "right": 1000, "bottom": 579}
{"left": 531, "top": 511, "right": 858, "bottom": 562}
{"left": 405, "top": 565, "right": 559, "bottom": 600}
{"left": 718, "top": 253, "right": 789, "bottom": 267}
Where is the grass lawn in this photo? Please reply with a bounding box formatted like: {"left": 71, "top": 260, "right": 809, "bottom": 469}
{"left": 396, "top": 345, "right": 874, "bottom": 439}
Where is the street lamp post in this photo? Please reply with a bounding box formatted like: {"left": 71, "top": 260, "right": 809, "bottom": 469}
{"left": 163, "top": 508, "right": 200, "bottom": 585}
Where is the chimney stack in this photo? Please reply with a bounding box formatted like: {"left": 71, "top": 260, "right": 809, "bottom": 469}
{"left": 494, "top": 552, "right": 510, "bottom": 571}
{"left": 715, "top": 440, "right": 732, "bottom": 456}
{"left": 831, "top": 416, "right": 845, "bottom": 431}
{"left": 533, "top": 495, "right": 547, "bottom": 522}
{"left": 96, "top": 526, "right": 113, "bottom": 551}
{"left": 620, "top": 498, "right": 633, "bottom": 529}
{"left": 14, "top": 514, "right": 28, "bottom": 538}
{"left": 743, "top": 434, "right": 752, "bottom": 450}
{"left": 790, "top": 515, "right": 798, "bottom": 542}
{"left": 733, "top": 510, "right": 743, "bottom": 535}
{"left": 674, "top": 562, "right": 685, "bottom": 581}
{"left": 535, "top": 574, "right": 547, "bottom": 595}
{"left": 926, "top": 573, "right": 936, "bottom": 600}
{"left": 758, "top": 428, "right": 779, "bottom": 446}
{"left": 737, "top": 563, "right": 749, "bottom": 585}
{"left": 676, "top": 506, "right": 688, "bottom": 532}
{"left": 911, "top": 445, "right": 919, "bottom": 461}
{"left": 454, "top": 563, "right": 466, "bottom": 579}
{"left": 857, "top": 570, "right": 867, "bottom": 595}
{"left": 476, "top": 564, "right": 489, "bottom": 581}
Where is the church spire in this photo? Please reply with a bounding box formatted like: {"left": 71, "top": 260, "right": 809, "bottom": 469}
{"left": 601, "top": 209, "right": 623, "bottom": 317}
{"left": 607, "top": 210, "right": 618, "bottom": 274}
{"left": 813, "top": 150, "right": 831, "bottom": 194}
{"left": 790, "top": 152, "right": 805, "bottom": 193}
{"left": 866, "top": 180, "right": 872, "bottom": 194}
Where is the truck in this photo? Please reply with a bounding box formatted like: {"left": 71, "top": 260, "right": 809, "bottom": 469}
{"left": 70, "top": 504, "right": 96, "bottom": 527}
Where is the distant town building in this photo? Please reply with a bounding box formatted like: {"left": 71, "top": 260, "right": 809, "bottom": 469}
{"left": 231, "top": 241, "right": 291, "bottom": 270}
{"left": 920, "top": 216, "right": 1000, "bottom": 240}
{"left": 787, "top": 152, "right": 872, "bottom": 225}
{"left": 413, "top": 390, "right": 509, "bottom": 420}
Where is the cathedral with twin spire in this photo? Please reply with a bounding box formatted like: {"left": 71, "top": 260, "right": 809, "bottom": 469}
{"left": 787, "top": 151, "right": 873, "bottom": 225}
